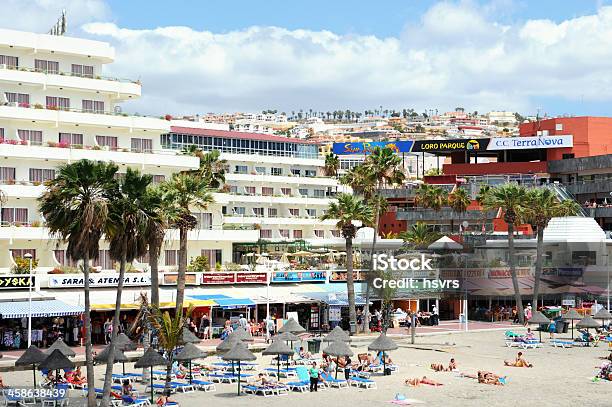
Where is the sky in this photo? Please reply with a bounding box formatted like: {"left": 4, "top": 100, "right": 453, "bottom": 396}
{"left": 2, "top": 0, "right": 612, "bottom": 117}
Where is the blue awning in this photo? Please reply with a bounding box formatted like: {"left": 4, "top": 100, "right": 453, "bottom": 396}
{"left": 189, "top": 294, "right": 230, "bottom": 301}
{"left": 0, "top": 300, "right": 84, "bottom": 318}
{"left": 213, "top": 298, "right": 256, "bottom": 309}
{"left": 303, "top": 292, "right": 368, "bottom": 306}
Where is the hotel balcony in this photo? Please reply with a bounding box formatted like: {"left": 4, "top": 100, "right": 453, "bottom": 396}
{"left": 396, "top": 208, "right": 498, "bottom": 222}
{"left": 443, "top": 161, "right": 548, "bottom": 176}
{"left": 225, "top": 172, "right": 338, "bottom": 187}
{"left": 219, "top": 152, "right": 324, "bottom": 167}
{"left": 223, "top": 215, "right": 338, "bottom": 226}
{"left": 212, "top": 192, "right": 332, "bottom": 206}
{"left": 0, "top": 104, "right": 169, "bottom": 132}
{"left": 0, "top": 65, "right": 141, "bottom": 100}
{"left": 0, "top": 143, "right": 199, "bottom": 170}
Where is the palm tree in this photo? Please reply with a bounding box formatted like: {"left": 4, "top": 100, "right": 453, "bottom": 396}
{"left": 341, "top": 164, "right": 376, "bottom": 199}
{"left": 162, "top": 173, "right": 214, "bottom": 313}
{"left": 101, "top": 168, "right": 159, "bottom": 406}
{"left": 448, "top": 187, "right": 471, "bottom": 233}
{"left": 399, "top": 222, "right": 441, "bottom": 249}
{"left": 145, "top": 185, "right": 167, "bottom": 308}
{"left": 39, "top": 160, "right": 118, "bottom": 407}
{"left": 197, "top": 150, "right": 227, "bottom": 189}
{"left": 522, "top": 188, "right": 580, "bottom": 307}
{"left": 324, "top": 153, "right": 340, "bottom": 177}
{"left": 482, "top": 184, "right": 528, "bottom": 323}
{"left": 321, "top": 194, "right": 373, "bottom": 331}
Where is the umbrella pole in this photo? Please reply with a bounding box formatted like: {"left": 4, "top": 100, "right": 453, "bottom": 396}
{"left": 123, "top": 362, "right": 126, "bottom": 375}
{"left": 231, "top": 361, "right": 235, "bottom": 375}
{"left": 571, "top": 320, "right": 574, "bottom": 340}
{"left": 237, "top": 362, "right": 241, "bottom": 396}
{"left": 33, "top": 365, "right": 37, "bottom": 387}
{"left": 383, "top": 352, "right": 386, "bottom": 376}
{"left": 150, "top": 366, "right": 154, "bottom": 404}
{"left": 277, "top": 358, "right": 280, "bottom": 379}
{"left": 189, "top": 360, "right": 192, "bottom": 385}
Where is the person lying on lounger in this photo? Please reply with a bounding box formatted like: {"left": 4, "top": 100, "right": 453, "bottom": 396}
{"left": 156, "top": 391, "right": 177, "bottom": 406}
{"left": 405, "top": 376, "right": 443, "bottom": 386}
{"left": 299, "top": 347, "right": 312, "bottom": 359}
{"left": 504, "top": 352, "right": 533, "bottom": 368}
{"left": 256, "top": 373, "right": 277, "bottom": 387}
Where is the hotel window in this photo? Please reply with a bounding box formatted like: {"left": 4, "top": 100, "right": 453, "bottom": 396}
{"left": 233, "top": 207, "right": 245, "bottom": 215}
{"left": 93, "top": 250, "right": 113, "bottom": 270}
{"left": 299, "top": 188, "right": 309, "bottom": 197}
{"left": 313, "top": 189, "right": 325, "bottom": 198}
{"left": 271, "top": 167, "right": 283, "bottom": 176}
{"left": 305, "top": 169, "right": 317, "bottom": 177}
{"left": 314, "top": 229, "right": 324, "bottom": 238}
{"left": 235, "top": 165, "right": 248, "bottom": 174}
{"left": 5, "top": 92, "right": 30, "bottom": 105}
{"left": 82, "top": 100, "right": 105, "bottom": 113}
{"left": 96, "top": 135, "right": 118, "bottom": 150}
{"left": 293, "top": 230, "right": 303, "bottom": 239}
{"left": 11, "top": 249, "right": 36, "bottom": 260}
{"left": 29, "top": 168, "right": 55, "bottom": 183}
{"left": 165, "top": 250, "right": 178, "bottom": 266}
{"left": 255, "top": 166, "right": 266, "bottom": 175}
{"left": 291, "top": 169, "right": 301, "bottom": 176}
{"left": 59, "top": 133, "right": 83, "bottom": 145}
{"left": 71, "top": 64, "right": 94, "bottom": 78}
{"left": 268, "top": 208, "right": 278, "bottom": 218}
{"left": 289, "top": 208, "right": 300, "bottom": 217}
{"left": 279, "top": 229, "right": 289, "bottom": 239}
{"left": 54, "top": 250, "right": 78, "bottom": 267}
{"left": 0, "top": 55, "right": 18, "bottom": 68}
{"left": 245, "top": 186, "right": 256, "bottom": 195}
{"left": 131, "top": 138, "right": 153, "bottom": 153}
{"left": 555, "top": 123, "right": 563, "bottom": 131}
{"left": 193, "top": 212, "right": 212, "bottom": 229}
{"left": 253, "top": 207, "right": 264, "bottom": 217}
{"left": 18, "top": 130, "right": 43, "bottom": 145}
{"left": 152, "top": 175, "right": 166, "bottom": 183}
{"left": 228, "top": 185, "right": 238, "bottom": 193}
{"left": 34, "top": 59, "right": 59, "bottom": 74}
{"left": 331, "top": 230, "right": 340, "bottom": 238}
{"left": 201, "top": 249, "right": 222, "bottom": 270}
{"left": 262, "top": 187, "right": 273, "bottom": 196}
{"left": 46, "top": 96, "right": 70, "bottom": 110}
{"left": 2, "top": 208, "right": 28, "bottom": 224}
{"left": 281, "top": 187, "right": 291, "bottom": 196}
{"left": 0, "top": 167, "right": 15, "bottom": 181}
{"left": 260, "top": 229, "right": 272, "bottom": 239}
{"left": 306, "top": 209, "right": 317, "bottom": 217}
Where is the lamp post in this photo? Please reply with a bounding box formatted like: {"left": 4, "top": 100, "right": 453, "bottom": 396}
{"left": 24, "top": 252, "right": 33, "bottom": 347}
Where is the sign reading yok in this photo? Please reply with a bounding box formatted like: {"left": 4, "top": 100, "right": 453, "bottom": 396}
{"left": 0, "top": 275, "right": 35, "bottom": 289}
{"left": 332, "top": 141, "right": 413, "bottom": 155}
{"left": 48, "top": 274, "right": 150, "bottom": 288}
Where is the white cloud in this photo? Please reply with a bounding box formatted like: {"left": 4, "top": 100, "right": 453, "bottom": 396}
{"left": 7, "top": 1, "right": 610, "bottom": 116}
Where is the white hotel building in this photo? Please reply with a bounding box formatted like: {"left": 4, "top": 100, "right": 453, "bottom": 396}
{"left": 0, "top": 28, "right": 340, "bottom": 277}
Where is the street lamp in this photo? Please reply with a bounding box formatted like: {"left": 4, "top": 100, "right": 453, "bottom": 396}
{"left": 23, "top": 252, "right": 33, "bottom": 347}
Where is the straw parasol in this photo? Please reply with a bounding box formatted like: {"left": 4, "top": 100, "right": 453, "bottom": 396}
{"left": 276, "top": 331, "right": 300, "bottom": 342}
{"left": 576, "top": 315, "right": 600, "bottom": 329}
{"left": 95, "top": 344, "right": 128, "bottom": 364}
{"left": 216, "top": 334, "right": 240, "bottom": 353}
{"left": 46, "top": 338, "right": 76, "bottom": 357}
{"left": 322, "top": 341, "right": 353, "bottom": 379}
{"left": 562, "top": 309, "right": 582, "bottom": 339}
{"left": 40, "top": 349, "right": 75, "bottom": 385}
{"left": 231, "top": 328, "right": 254, "bottom": 342}
{"left": 115, "top": 333, "right": 137, "bottom": 351}
{"left": 323, "top": 326, "right": 351, "bottom": 342}
{"left": 181, "top": 328, "right": 201, "bottom": 344}
{"left": 368, "top": 333, "right": 398, "bottom": 376}
{"left": 593, "top": 308, "right": 612, "bottom": 326}
{"left": 278, "top": 318, "right": 306, "bottom": 334}
{"left": 175, "top": 343, "right": 206, "bottom": 384}
{"left": 262, "top": 340, "right": 294, "bottom": 378}
{"left": 15, "top": 345, "right": 46, "bottom": 387}
{"left": 222, "top": 342, "right": 257, "bottom": 396}
{"left": 527, "top": 311, "right": 551, "bottom": 342}
{"left": 134, "top": 347, "right": 168, "bottom": 403}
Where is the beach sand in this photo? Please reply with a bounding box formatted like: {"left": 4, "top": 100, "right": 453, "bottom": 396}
{"left": 2, "top": 329, "right": 611, "bottom": 407}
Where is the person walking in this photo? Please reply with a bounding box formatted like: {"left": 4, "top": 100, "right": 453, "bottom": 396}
{"left": 432, "top": 304, "right": 439, "bottom": 326}
{"left": 103, "top": 318, "right": 112, "bottom": 345}
{"left": 199, "top": 315, "right": 210, "bottom": 340}
{"left": 523, "top": 304, "right": 532, "bottom": 327}
{"left": 309, "top": 362, "right": 321, "bottom": 392}
{"left": 239, "top": 314, "right": 248, "bottom": 330}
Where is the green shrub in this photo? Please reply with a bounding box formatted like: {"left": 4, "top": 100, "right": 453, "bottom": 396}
{"left": 12, "top": 256, "right": 38, "bottom": 274}
{"left": 187, "top": 255, "right": 209, "bottom": 272}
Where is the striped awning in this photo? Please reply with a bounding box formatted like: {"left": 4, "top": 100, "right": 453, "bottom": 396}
{"left": 0, "top": 299, "right": 84, "bottom": 318}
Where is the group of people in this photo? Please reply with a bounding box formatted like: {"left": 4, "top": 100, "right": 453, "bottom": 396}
{"left": 43, "top": 366, "right": 86, "bottom": 387}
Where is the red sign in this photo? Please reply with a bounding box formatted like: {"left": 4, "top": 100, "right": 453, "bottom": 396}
{"left": 488, "top": 267, "right": 532, "bottom": 279}
{"left": 202, "top": 273, "right": 235, "bottom": 285}
{"left": 236, "top": 272, "right": 267, "bottom": 284}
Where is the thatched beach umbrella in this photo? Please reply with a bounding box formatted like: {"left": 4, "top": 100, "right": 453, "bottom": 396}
{"left": 262, "top": 340, "right": 294, "bottom": 378}
{"left": 115, "top": 333, "right": 137, "bottom": 351}
{"left": 323, "top": 326, "right": 351, "bottom": 342}
{"left": 175, "top": 343, "right": 206, "bottom": 384}
{"left": 16, "top": 345, "right": 46, "bottom": 387}
{"left": 593, "top": 308, "right": 612, "bottom": 327}
{"left": 576, "top": 315, "right": 600, "bottom": 330}
{"left": 134, "top": 347, "right": 167, "bottom": 403}
{"left": 323, "top": 340, "right": 354, "bottom": 378}
{"left": 181, "top": 328, "right": 201, "bottom": 344}
{"left": 231, "top": 328, "right": 254, "bottom": 342}
{"left": 95, "top": 344, "right": 128, "bottom": 374}
{"left": 562, "top": 309, "right": 582, "bottom": 339}
{"left": 368, "top": 334, "right": 398, "bottom": 375}
{"left": 278, "top": 318, "right": 306, "bottom": 334}
{"left": 40, "top": 349, "right": 75, "bottom": 385}
{"left": 222, "top": 342, "right": 257, "bottom": 396}
{"left": 276, "top": 331, "right": 300, "bottom": 365}
{"left": 527, "top": 311, "right": 550, "bottom": 342}
{"left": 46, "top": 338, "right": 75, "bottom": 357}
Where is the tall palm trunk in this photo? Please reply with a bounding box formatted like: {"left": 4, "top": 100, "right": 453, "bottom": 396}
{"left": 175, "top": 226, "right": 188, "bottom": 314}
{"left": 508, "top": 223, "right": 524, "bottom": 324}
{"left": 365, "top": 195, "right": 381, "bottom": 334}
{"left": 345, "top": 237, "right": 357, "bottom": 331}
{"left": 101, "top": 243, "right": 128, "bottom": 407}
{"left": 149, "top": 237, "right": 161, "bottom": 308}
{"left": 83, "top": 252, "right": 96, "bottom": 407}
{"left": 531, "top": 227, "right": 544, "bottom": 308}
{"left": 164, "top": 353, "right": 174, "bottom": 394}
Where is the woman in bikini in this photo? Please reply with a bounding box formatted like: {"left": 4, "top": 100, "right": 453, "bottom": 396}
{"left": 431, "top": 358, "right": 457, "bottom": 372}
{"left": 405, "top": 376, "right": 443, "bottom": 386}
{"left": 504, "top": 352, "right": 533, "bottom": 367}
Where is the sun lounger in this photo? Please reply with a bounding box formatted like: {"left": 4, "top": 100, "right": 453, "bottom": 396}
{"left": 264, "top": 367, "right": 298, "bottom": 379}
{"left": 349, "top": 376, "right": 377, "bottom": 389}
{"left": 145, "top": 383, "right": 177, "bottom": 394}
{"left": 286, "top": 380, "right": 309, "bottom": 392}
{"left": 321, "top": 373, "right": 349, "bottom": 389}
{"left": 212, "top": 362, "right": 257, "bottom": 371}
{"left": 125, "top": 373, "right": 144, "bottom": 381}
{"left": 551, "top": 340, "right": 574, "bottom": 348}
{"left": 520, "top": 339, "right": 542, "bottom": 349}
{"left": 151, "top": 371, "right": 176, "bottom": 381}
{"left": 191, "top": 380, "right": 216, "bottom": 392}
{"left": 243, "top": 385, "right": 277, "bottom": 397}
{"left": 169, "top": 382, "right": 195, "bottom": 393}
{"left": 112, "top": 374, "right": 133, "bottom": 384}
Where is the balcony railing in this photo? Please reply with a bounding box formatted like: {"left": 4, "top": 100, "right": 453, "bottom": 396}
{"left": 0, "top": 101, "right": 165, "bottom": 120}
{"left": 0, "top": 63, "right": 140, "bottom": 84}
{"left": 0, "top": 138, "right": 183, "bottom": 156}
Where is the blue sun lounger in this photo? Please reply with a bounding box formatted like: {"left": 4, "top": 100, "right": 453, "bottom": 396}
{"left": 169, "top": 382, "right": 195, "bottom": 393}
{"left": 349, "top": 376, "right": 377, "bottom": 389}
{"left": 320, "top": 372, "right": 349, "bottom": 389}
{"left": 191, "top": 379, "right": 216, "bottom": 392}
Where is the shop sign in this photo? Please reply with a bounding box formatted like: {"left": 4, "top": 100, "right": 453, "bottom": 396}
{"left": 487, "top": 135, "right": 573, "bottom": 150}
{"left": 0, "top": 275, "right": 35, "bottom": 289}
{"left": 201, "top": 272, "right": 235, "bottom": 285}
{"left": 439, "top": 269, "right": 485, "bottom": 279}
{"left": 329, "top": 270, "right": 364, "bottom": 282}
{"left": 412, "top": 138, "right": 488, "bottom": 152}
{"left": 236, "top": 272, "right": 268, "bottom": 284}
{"left": 48, "top": 274, "right": 150, "bottom": 288}
{"left": 488, "top": 267, "right": 532, "bottom": 279}
{"left": 557, "top": 268, "right": 583, "bottom": 277}
{"left": 332, "top": 141, "right": 413, "bottom": 155}
{"left": 271, "top": 271, "right": 327, "bottom": 283}
{"left": 162, "top": 273, "right": 199, "bottom": 285}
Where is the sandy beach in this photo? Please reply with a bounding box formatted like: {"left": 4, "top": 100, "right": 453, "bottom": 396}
{"left": 2, "top": 328, "right": 611, "bottom": 407}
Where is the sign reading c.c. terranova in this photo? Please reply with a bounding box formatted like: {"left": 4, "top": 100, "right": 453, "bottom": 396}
{"left": 487, "top": 135, "right": 573, "bottom": 150}
{"left": 48, "top": 274, "right": 151, "bottom": 288}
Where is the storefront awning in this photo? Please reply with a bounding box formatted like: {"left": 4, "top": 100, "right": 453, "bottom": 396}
{"left": 0, "top": 299, "right": 84, "bottom": 318}
{"left": 303, "top": 292, "right": 368, "bottom": 306}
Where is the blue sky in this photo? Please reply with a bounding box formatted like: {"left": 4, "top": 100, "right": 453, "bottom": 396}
{"left": 4, "top": 0, "right": 612, "bottom": 116}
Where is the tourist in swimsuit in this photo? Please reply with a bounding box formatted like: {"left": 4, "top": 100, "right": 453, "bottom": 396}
{"left": 504, "top": 352, "right": 533, "bottom": 368}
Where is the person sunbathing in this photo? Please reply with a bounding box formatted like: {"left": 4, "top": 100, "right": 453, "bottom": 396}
{"left": 156, "top": 392, "right": 177, "bottom": 406}
{"left": 430, "top": 363, "right": 446, "bottom": 372}
{"left": 256, "top": 373, "right": 277, "bottom": 387}
{"left": 504, "top": 352, "right": 533, "bottom": 368}
{"left": 405, "top": 376, "right": 443, "bottom": 386}
{"left": 477, "top": 371, "right": 505, "bottom": 385}
{"left": 72, "top": 367, "right": 86, "bottom": 384}
{"left": 0, "top": 374, "right": 5, "bottom": 388}
{"left": 448, "top": 358, "right": 457, "bottom": 371}
{"left": 299, "top": 347, "right": 312, "bottom": 359}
